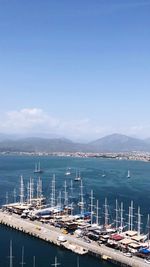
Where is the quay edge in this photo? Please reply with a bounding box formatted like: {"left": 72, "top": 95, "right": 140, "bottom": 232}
{"left": 0, "top": 211, "right": 147, "bottom": 267}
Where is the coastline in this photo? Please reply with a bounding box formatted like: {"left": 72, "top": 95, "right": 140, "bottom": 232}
{"left": 0, "top": 151, "right": 150, "bottom": 163}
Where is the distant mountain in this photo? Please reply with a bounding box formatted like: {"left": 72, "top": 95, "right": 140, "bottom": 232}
{"left": 0, "top": 133, "right": 19, "bottom": 141}
{"left": 144, "top": 138, "right": 150, "bottom": 144}
{"left": 0, "top": 133, "right": 149, "bottom": 153}
{"left": 88, "top": 133, "right": 150, "bottom": 152}
{"left": 0, "top": 137, "right": 86, "bottom": 153}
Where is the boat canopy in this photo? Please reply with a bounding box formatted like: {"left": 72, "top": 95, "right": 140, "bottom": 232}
{"left": 139, "top": 248, "right": 150, "bottom": 254}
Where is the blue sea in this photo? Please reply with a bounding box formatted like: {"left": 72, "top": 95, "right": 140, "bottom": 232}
{"left": 0, "top": 155, "right": 150, "bottom": 267}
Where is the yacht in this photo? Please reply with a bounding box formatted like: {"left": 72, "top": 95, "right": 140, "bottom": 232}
{"left": 34, "top": 162, "right": 43, "bottom": 174}
{"left": 65, "top": 169, "right": 71, "bottom": 176}
{"left": 127, "top": 170, "right": 130, "bottom": 178}
{"left": 74, "top": 170, "right": 81, "bottom": 181}
{"left": 102, "top": 172, "right": 106, "bottom": 177}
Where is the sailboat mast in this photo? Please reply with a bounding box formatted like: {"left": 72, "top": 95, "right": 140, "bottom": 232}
{"left": 70, "top": 180, "right": 73, "bottom": 205}
{"left": 137, "top": 206, "right": 141, "bottom": 236}
{"left": 13, "top": 188, "right": 16, "bottom": 203}
{"left": 51, "top": 175, "right": 56, "bottom": 207}
{"left": 64, "top": 180, "right": 68, "bottom": 207}
{"left": 104, "top": 197, "right": 109, "bottom": 226}
{"left": 130, "top": 200, "right": 134, "bottom": 231}
{"left": 147, "top": 214, "right": 150, "bottom": 247}
{"left": 96, "top": 199, "right": 99, "bottom": 225}
{"left": 20, "top": 246, "right": 25, "bottom": 267}
{"left": 80, "top": 179, "right": 84, "bottom": 214}
{"left": 57, "top": 190, "right": 62, "bottom": 209}
{"left": 115, "top": 199, "right": 119, "bottom": 230}
{"left": 51, "top": 256, "right": 61, "bottom": 267}
{"left": 37, "top": 179, "right": 39, "bottom": 199}
{"left": 77, "top": 256, "right": 80, "bottom": 267}
{"left": 128, "top": 206, "right": 131, "bottom": 231}
{"left": 20, "top": 176, "right": 24, "bottom": 205}
{"left": 6, "top": 192, "right": 8, "bottom": 205}
{"left": 120, "top": 202, "right": 124, "bottom": 233}
{"left": 29, "top": 177, "right": 32, "bottom": 204}
{"left": 33, "top": 256, "right": 36, "bottom": 267}
{"left": 31, "top": 178, "right": 34, "bottom": 199}
{"left": 53, "top": 174, "right": 56, "bottom": 207}
{"left": 90, "top": 190, "right": 94, "bottom": 225}
{"left": 9, "top": 240, "right": 13, "bottom": 267}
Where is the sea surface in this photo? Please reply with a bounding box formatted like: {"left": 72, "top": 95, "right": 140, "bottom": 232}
{"left": 0, "top": 155, "right": 150, "bottom": 267}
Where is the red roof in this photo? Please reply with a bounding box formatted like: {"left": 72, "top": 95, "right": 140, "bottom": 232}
{"left": 110, "top": 234, "right": 123, "bottom": 241}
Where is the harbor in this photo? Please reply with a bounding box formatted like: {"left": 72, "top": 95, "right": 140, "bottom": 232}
{"left": 1, "top": 170, "right": 150, "bottom": 267}
{"left": 0, "top": 211, "right": 149, "bottom": 267}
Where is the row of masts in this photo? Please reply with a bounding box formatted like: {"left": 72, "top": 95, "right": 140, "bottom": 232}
{"left": 50, "top": 177, "right": 150, "bottom": 236}
{"left": 5, "top": 176, "right": 150, "bottom": 236}
{"left": 6, "top": 176, "right": 43, "bottom": 207}
{"left": 8, "top": 241, "right": 82, "bottom": 267}
{"left": 20, "top": 175, "right": 43, "bottom": 205}
{"left": 8, "top": 240, "right": 61, "bottom": 267}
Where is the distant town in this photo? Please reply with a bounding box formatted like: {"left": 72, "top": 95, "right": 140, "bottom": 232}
{"left": 1, "top": 151, "right": 150, "bottom": 162}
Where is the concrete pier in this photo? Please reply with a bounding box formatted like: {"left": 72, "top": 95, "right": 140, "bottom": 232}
{"left": 0, "top": 211, "right": 148, "bottom": 267}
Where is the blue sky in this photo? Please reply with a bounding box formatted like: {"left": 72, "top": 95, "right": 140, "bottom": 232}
{"left": 0, "top": 0, "right": 150, "bottom": 141}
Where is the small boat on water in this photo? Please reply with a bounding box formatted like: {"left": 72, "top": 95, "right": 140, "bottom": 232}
{"left": 127, "top": 170, "right": 130, "bottom": 178}
{"left": 34, "top": 162, "right": 43, "bottom": 174}
{"left": 74, "top": 170, "right": 81, "bottom": 181}
{"left": 65, "top": 169, "right": 71, "bottom": 176}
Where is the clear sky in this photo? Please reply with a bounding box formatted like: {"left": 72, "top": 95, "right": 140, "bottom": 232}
{"left": 0, "top": 0, "right": 150, "bottom": 141}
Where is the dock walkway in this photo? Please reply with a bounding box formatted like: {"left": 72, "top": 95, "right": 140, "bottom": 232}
{"left": 0, "top": 211, "right": 148, "bottom": 267}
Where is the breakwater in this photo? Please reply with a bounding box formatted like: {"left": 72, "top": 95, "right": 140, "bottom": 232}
{"left": 0, "top": 211, "right": 148, "bottom": 267}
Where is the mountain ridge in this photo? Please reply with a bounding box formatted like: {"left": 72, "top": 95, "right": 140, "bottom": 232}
{"left": 0, "top": 133, "right": 149, "bottom": 153}
{"left": 88, "top": 133, "right": 149, "bottom": 152}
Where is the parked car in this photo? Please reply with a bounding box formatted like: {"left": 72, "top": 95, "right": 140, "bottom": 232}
{"left": 123, "top": 252, "right": 132, "bottom": 257}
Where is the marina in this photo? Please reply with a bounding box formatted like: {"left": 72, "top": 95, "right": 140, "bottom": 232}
{"left": 0, "top": 211, "right": 149, "bottom": 267}
{"left": 1, "top": 155, "right": 150, "bottom": 266}
{"left": 1, "top": 167, "right": 150, "bottom": 267}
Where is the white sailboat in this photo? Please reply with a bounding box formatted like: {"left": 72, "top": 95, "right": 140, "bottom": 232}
{"left": 34, "top": 162, "right": 43, "bottom": 174}
{"left": 65, "top": 168, "right": 71, "bottom": 176}
{"left": 127, "top": 170, "right": 130, "bottom": 178}
{"left": 74, "top": 170, "right": 81, "bottom": 181}
{"left": 102, "top": 171, "right": 106, "bottom": 177}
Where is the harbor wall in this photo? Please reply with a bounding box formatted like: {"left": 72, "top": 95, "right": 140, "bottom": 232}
{"left": 0, "top": 211, "right": 147, "bottom": 267}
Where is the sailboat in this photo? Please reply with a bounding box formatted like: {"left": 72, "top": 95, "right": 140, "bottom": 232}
{"left": 65, "top": 168, "right": 71, "bottom": 176}
{"left": 74, "top": 170, "right": 81, "bottom": 181}
{"left": 78, "top": 179, "right": 84, "bottom": 211}
{"left": 34, "top": 162, "right": 43, "bottom": 174}
{"left": 127, "top": 170, "right": 130, "bottom": 178}
{"left": 102, "top": 171, "right": 106, "bottom": 177}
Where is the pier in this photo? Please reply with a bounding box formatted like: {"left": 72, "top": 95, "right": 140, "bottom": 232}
{"left": 0, "top": 211, "right": 148, "bottom": 267}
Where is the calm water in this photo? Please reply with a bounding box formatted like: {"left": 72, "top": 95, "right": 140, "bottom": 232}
{"left": 0, "top": 155, "right": 150, "bottom": 267}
